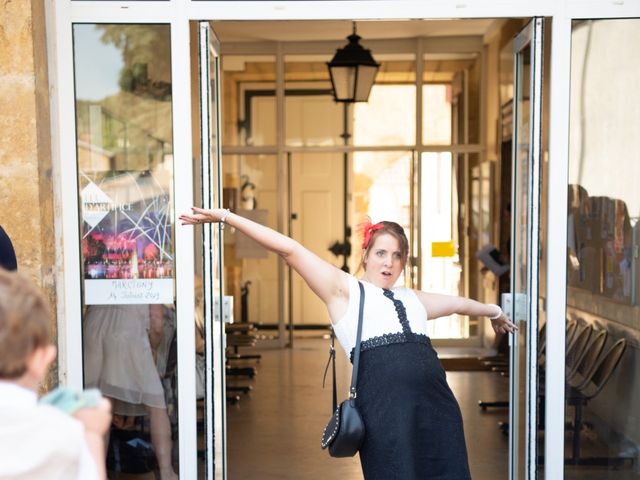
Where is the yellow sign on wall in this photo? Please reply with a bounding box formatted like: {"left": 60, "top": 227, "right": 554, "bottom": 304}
{"left": 431, "top": 241, "right": 456, "bottom": 257}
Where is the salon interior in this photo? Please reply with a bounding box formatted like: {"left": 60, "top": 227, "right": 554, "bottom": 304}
{"left": 68, "top": 13, "right": 640, "bottom": 480}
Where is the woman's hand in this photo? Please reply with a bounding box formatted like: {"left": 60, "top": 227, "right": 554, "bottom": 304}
{"left": 491, "top": 312, "right": 518, "bottom": 334}
{"left": 179, "top": 207, "right": 227, "bottom": 225}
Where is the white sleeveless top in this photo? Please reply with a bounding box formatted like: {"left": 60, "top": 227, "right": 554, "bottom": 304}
{"left": 332, "top": 275, "right": 429, "bottom": 357}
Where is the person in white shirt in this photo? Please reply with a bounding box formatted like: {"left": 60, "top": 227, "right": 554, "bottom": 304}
{"left": 0, "top": 268, "right": 112, "bottom": 480}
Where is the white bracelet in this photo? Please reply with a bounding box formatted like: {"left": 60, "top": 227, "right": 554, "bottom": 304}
{"left": 219, "top": 208, "right": 231, "bottom": 229}
{"left": 488, "top": 304, "right": 502, "bottom": 320}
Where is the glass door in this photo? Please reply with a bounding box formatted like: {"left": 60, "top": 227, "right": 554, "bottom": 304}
{"left": 73, "top": 23, "right": 186, "bottom": 480}
{"left": 509, "top": 18, "right": 544, "bottom": 480}
{"left": 197, "top": 21, "right": 226, "bottom": 480}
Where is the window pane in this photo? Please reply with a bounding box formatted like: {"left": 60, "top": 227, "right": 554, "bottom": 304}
{"left": 421, "top": 152, "right": 468, "bottom": 339}
{"left": 565, "top": 19, "right": 639, "bottom": 477}
{"left": 73, "top": 24, "right": 180, "bottom": 478}
{"left": 222, "top": 55, "right": 276, "bottom": 146}
{"left": 423, "top": 54, "right": 480, "bottom": 145}
{"left": 353, "top": 57, "right": 416, "bottom": 146}
{"left": 284, "top": 55, "right": 343, "bottom": 147}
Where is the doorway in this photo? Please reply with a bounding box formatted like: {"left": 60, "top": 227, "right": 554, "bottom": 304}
{"left": 51, "top": 2, "right": 580, "bottom": 480}
{"left": 208, "top": 18, "right": 536, "bottom": 480}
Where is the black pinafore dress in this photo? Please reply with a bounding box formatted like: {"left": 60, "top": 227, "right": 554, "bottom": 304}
{"left": 349, "top": 288, "right": 471, "bottom": 480}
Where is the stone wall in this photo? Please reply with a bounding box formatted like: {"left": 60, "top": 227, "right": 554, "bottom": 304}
{"left": 0, "top": 0, "right": 57, "bottom": 388}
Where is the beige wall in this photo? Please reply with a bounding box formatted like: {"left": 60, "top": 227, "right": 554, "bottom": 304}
{"left": 0, "top": 0, "right": 57, "bottom": 387}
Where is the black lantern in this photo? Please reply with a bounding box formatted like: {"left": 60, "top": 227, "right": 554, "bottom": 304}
{"left": 327, "top": 24, "right": 380, "bottom": 103}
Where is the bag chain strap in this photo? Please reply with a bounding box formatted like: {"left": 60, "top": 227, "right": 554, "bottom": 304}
{"left": 324, "top": 281, "right": 365, "bottom": 412}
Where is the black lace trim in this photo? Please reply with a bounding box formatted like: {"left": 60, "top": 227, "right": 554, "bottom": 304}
{"left": 382, "top": 289, "right": 411, "bottom": 334}
{"left": 349, "top": 332, "right": 431, "bottom": 362}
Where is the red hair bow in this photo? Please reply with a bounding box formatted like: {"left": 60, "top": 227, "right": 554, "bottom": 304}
{"left": 361, "top": 220, "right": 384, "bottom": 250}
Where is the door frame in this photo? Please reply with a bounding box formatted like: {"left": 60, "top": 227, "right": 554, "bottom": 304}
{"left": 509, "top": 18, "right": 544, "bottom": 479}
{"left": 198, "top": 21, "right": 227, "bottom": 479}
{"left": 45, "top": 2, "right": 640, "bottom": 480}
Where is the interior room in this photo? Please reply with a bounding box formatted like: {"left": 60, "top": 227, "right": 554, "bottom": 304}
{"left": 204, "top": 18, "right": 528, "bottom": 479}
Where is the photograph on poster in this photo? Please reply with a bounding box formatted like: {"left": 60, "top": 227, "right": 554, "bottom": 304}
{"left": 80, "top": 170, "right": 174, "bottom": 304}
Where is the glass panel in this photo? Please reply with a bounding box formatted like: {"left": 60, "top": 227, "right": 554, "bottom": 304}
{"left": 222, "top": 154, "right": 281, "bottom": 333}
{"left": 423, "top": 54, "right": 480, "bottom": 145}
{"left": 74, "top": 24, "right": 180, "bottom": 478}
{"left": 458, "top": 152, "right": 483, "bottom": 339}
{"left": 290, "top": 152, "right": 344, "bottom": 325}
{"left": 512, "top": 40, "right": 531, "bottom": 480}
{"left": 420, "top": 152, "right": 468, "bottom": 339}
{"left": 353, "top": 58, "right": 416, "bottom": 146}
{"left": 284, "top": 55, "right": 343, "bottom": 147}
{"left": 221, "top": 55, "right": 276, "bottom": 146}
{"left": 193, "top": 22, "right": 226, "bottom": 479}
{"left": 351, "top": 151, "right": 411, "bottom": 283}
{"left": 565, "top": 19, "right": 640, "bottom": 477}
{"left": 422, "top": 84, "right": 452, "bottom": 145}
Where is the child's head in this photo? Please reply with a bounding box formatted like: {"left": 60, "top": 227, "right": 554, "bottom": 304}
{"left": 0, "top": 268, "right": 53, "bottom": 381}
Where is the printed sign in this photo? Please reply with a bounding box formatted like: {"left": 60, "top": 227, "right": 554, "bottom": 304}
{"left": 80, "top": 171, "right": 174, "bottom": 304}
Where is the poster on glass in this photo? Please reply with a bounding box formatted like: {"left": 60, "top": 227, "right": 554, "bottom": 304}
{"left": 80, "top": 170, "right": 174, "bottom": 304}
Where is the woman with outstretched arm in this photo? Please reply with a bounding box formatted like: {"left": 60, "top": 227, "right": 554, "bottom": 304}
{"left": 180, "top": 207, "right": 516, "bottom": 480}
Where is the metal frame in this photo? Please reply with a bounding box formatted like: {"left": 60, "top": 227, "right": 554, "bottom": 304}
{"left": 544, "top": 14, "right": 572, "bottom": 480}
{"left": 198, "top": 22, "right": 227, "bottom": 479}
{"left": 45, "top": 2, "right": 640, "bottom": 480}
{"left": 509, "top": 18, "right": 544, "bottom": 479}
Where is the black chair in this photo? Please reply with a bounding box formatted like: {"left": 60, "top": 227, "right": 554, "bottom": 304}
{"left": 566, "top": 338, "right": 629, "bottom": 466}
{"left": 225, "top": 323, "right": 259, "bottom": 401}
{"left": 565, "top": 324, "right": 593, "bottom": 374}
{"left": 566, "top": 328, "right": 607, "bottom": 387}
{"left": 538, "top": 326, "right": 606, "bottom": 429}
{"left": 226, "top": 323, "right": 262, "bottom": 362}
{"left": 565, "top": 319, "right": 578, "bottom": 349}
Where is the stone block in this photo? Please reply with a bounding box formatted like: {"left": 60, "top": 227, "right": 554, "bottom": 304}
{"left": 0, "top": 0, "right": 36, "bottom": 76}
{"left": 0, "top": 80, "right": 38, "bottom": 164}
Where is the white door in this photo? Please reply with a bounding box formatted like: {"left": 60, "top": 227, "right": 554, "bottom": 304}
{"left": 288, "top": 95, "right": 345, "bottom": 327}
{"left": 290, "top": 151, "right": 344, "bottom": 326}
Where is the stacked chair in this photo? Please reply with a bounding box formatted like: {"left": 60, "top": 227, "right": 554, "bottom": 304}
{"left": 564, "top": 336, "right": 629, "bottom": 466}
{"left": 225, "top": 282, "right": 261, "bottom": 404}
{"left": 479, "top": 317, "right": 631, "bottom": 469}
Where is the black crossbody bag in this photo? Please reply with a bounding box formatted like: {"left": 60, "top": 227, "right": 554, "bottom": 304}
{"left": 320, "top": 281, "right": 366, "bottom": 457}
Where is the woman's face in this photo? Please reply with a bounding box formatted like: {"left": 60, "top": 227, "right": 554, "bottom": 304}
{"left": 362, "top": 233, "right": 405, "bottom": 289}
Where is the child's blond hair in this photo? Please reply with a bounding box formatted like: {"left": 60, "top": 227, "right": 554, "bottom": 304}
{"left": 0, "top": 268, "right": 51, "bottom": 378}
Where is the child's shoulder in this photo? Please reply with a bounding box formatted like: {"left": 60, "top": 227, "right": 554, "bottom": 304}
{"left": 0, "top": 401, "right": 84, "bottom": 440}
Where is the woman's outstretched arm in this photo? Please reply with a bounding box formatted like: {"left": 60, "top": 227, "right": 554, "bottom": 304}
{"left": 414, "top": 291, "right": 518, "bottom": 334}
{"left": 180, "top": 208, "right": 349, "bottom": 309}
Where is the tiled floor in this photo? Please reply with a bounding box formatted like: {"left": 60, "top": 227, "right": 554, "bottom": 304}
{"left": 227, "top": 338, "right": 511, "bottom": 479}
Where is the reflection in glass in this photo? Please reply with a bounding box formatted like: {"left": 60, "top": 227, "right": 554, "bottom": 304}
{"left": 565, "top": 19, "right": 639, "bottom": 477}
{"left": 73, "top": 24, "right": 179, "bottom": 479}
